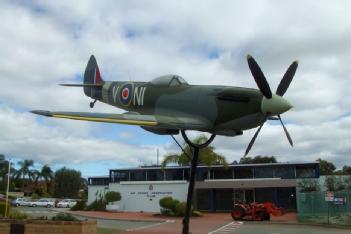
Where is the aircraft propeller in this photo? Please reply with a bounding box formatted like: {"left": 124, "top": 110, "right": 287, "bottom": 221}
{"left": 244, "top": 55, "right": 298, "bottom": 156}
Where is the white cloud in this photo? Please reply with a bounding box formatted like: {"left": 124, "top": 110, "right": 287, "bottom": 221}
{"left": 0, "top": 105, "right": 165, "bottom": 167}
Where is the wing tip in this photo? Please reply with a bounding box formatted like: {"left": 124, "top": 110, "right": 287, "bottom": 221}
{"left": 31, "top": 110, "right": 53, "bottom": 117}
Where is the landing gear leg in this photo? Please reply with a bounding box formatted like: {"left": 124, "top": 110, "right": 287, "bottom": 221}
{"left": 90, "top": 99, "right": 97, "bottom": 108}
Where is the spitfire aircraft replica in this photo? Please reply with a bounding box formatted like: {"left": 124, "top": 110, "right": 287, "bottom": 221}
{"left": 32, "top": 54, "right": 297, "bottom": 155}
{"left": 32, "top": 54, "right": 298, "bottom": 233}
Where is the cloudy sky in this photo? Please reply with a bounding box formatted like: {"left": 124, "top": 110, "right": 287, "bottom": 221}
{"left": 0, "top": 0, "right": 350, "bottom": 177}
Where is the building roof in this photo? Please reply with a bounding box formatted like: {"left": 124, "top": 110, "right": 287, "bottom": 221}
{"left": 109, "top": 162, "right": 319, "bottom": 171}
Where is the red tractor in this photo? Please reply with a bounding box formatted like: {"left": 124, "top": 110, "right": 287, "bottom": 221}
{"left": 231, "top": 202, "right": 284, "bottom": 221}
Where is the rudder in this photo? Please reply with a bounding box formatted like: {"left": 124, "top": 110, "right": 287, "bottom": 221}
{"left": 84, "top": 55, "right": 104, "bottom": 99}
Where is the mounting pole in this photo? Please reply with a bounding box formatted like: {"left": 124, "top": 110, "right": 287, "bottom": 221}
{"left": 181, "top": 130, "right": 215, "bottom": 234}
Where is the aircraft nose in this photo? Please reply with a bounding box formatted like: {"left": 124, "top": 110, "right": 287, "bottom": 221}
{"left": 261, "top": 94, "right": 293, "bottom": 116}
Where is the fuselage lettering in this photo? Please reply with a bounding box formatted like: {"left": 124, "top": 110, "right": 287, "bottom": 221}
{"left": 133, "top": 87, "right": 146, "bottom": 106}
{"left": 112, "top": 85, "right": 119, "bottom": 104}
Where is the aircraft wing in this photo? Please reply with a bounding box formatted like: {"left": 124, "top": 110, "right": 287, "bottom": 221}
{"left": 31, "top": 110, "right": 210, "bottom": 130}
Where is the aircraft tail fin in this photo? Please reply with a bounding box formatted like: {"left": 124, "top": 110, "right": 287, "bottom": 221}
{"left": 83, "top": 55, "right": 104, "bottom": 99}
{"left": 60, "top": 55, "right": 104, "bottom": 100}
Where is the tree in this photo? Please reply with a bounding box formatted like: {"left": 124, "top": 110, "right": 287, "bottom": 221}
{"left": 162, "top": 135, "right": 228, "bottom": 168}
{"left": 35, "top": 165, "right": 54, "bottom": 196}
{"left": 239, "top": 155, "right": 277, "bottom": 164}
{"left": 342, "top": 166, "right": 351, "bottom": 175}
{"left": 13, "top": 159, "right": 36, "bottom": 192}
{"left": 324, "top": 176, "right": 345, "bottom": 191}
{"left": 298, "top": 179, "right": 320, "bottom": 192}
{"left": 316, "top": 158, "right": 336, "bottom": 175}
{"left": 54, "top": 167, "right": 83, "bottom": 198}
{"left": 0, "top": 155, "right": 8, "bottom": 192}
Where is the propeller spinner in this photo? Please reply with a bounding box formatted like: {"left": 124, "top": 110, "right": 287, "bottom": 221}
{"left": 244, "top": 55, "right": 298, "bottom": 156}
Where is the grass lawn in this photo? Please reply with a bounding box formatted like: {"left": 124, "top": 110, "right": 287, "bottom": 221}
{"left": 97, "top": 227, "right": 123, "bottom": 234}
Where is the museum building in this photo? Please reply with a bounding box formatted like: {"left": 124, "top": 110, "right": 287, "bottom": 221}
{"left": 88, "top": 162, "right": 319, "bottom": 212}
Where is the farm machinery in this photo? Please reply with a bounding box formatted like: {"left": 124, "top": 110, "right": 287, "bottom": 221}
{"left": 231, "top": 202, "right": 284, "bottom": 221}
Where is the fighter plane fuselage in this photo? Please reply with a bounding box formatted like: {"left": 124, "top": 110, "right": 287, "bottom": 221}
{"left": 97, "top": 80, "right": 265, "bottom": 136}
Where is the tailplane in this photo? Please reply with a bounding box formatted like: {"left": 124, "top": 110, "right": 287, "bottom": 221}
{"left": 83, "top": 55, "right": 104, "bottom": 99}
{"left": 60, "top": 55, "right": 104, "bottom": 106}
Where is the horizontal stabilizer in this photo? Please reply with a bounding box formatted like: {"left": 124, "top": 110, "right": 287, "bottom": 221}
{"left": 60, "top": 83, "right": 103, "bottom": 87}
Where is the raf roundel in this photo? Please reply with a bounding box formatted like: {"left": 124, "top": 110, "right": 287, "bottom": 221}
{"left": 118, "top": 83, "right": 133, "bottom": 106}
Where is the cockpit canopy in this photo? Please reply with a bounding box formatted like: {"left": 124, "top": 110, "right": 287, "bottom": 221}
{"left": 149, "top": 75, "right": 189, "bottom": 87}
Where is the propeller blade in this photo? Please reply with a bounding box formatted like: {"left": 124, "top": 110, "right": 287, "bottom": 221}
{"left": 244, "top": 116, "right": 267, "bottom": 156}
{"left": 247, "top": 54, "right": 272, "bottom": 99}
{"left": 276, "top": 61, "right": 298, "bottom": 96}
{"left": 278, "top": 115, "right": 293, "bottom": 146}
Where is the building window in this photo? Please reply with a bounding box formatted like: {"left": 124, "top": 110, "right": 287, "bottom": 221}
{"left": 255, "top": 188, "right": 276, "bottom": 204}
{"left": 165, "top": 169, "right": 183, "bottom": 180}
{"left": 184, "top": 168, "right": 190, "bottom": 181}
{"left": 234, "top": 167, "right": 253, "bottom": 179}
{"left": 130, "top": 170, "right": 147, "bottom": 181}
{"left": 274, "top": 166, "right": 295, "bottom": 179}
{"left": 110, "top": 170, "right": 128, "bottom": 182}
{"left": 296, "top": 166, "right": 316, "bottom": 178}
{"left": 196, "top": 168, "right": 209, "bottom": 181}
{"left": 147, "top": 170, "right": 164, "bottom": 181}
{"left": 89, "top": 178, "right": 109, "bottom": 185}
{"left": 211, "top": 168, "right": 233, "bottom": 179}
{"left": 254, "top": 167, "right": 274, "bottom": 178}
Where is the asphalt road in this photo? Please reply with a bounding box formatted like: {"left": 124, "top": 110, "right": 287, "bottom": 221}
{"left": 13, "top": 207, "right": 351, "bottom": 233}
{"left": 211, "top": 222, "right": 351, "bottom": 234}
{"left": 13, "top": 206, "right": 162, "bottom": 231}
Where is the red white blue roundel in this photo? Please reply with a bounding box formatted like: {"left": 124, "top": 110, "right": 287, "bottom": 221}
{"left": 119, "top": 83, "right": 133, "bottom": 106}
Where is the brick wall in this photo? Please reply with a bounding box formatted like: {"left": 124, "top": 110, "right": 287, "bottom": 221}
{"left": 0, "top": 221, "right": 10, "bottom": 234}
{"left": 0, "top": 220, "right": 97, "bottom": 234}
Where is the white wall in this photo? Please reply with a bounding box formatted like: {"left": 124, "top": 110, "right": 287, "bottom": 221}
{"left": 88, "top": 185, "right": 107, "bottom": 204}
{"left": 107, "top": 180, "right": 188, "bottom": 212}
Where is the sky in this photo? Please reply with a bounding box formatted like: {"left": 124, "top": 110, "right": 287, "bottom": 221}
{"left": 0, "top": 0, "right": 350, "bottom": 177}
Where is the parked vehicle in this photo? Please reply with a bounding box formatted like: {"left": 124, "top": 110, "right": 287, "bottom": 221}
{"left": 29, "top": 198, "right": 55, "bottom": 208}
{"left": 231, "top": 202, "right": 284, "bottom": 221}
{"left": 56, "top": 199, "right": 77, "bottom": 208}
{"left": 11, "top": 197, "right": 31, "bottom": 207}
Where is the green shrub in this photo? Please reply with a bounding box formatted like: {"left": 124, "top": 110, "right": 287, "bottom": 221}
{"left": 160, "top": 207, "right": 176, "bottom": 216}
{"left": 192, "top": 210, "right": 203, "bottom": 217}
{"left": 159, "top": 197, "right": 200, "bottom": 217}
{"left": 0, "top": 201, "right": 11, "bottom": 217}
{"left": 52, "top": 213, "right": 78, "bottom": 221}
{"left": 9, "top": 210, "right": 28, "bottom": 220}
{"left": 86, "top": 198, "right": 107, "bottom": 211}
{"left": 169, "top": 199, "right": 180, "bottom": 211}
{"left": 70, "top": 200, "right": 86, "bottom": 211}
{"left": 159, "top": 196, "right": 173, "bottom": 209}
{"left": 159, "top": 196, "right": 180, "bottom": 211}
{"left": 175, "top": 202, "right": 188, "bottom": 216}
{"left": 105, "top": 191, "right": 121, "bottom": 203}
